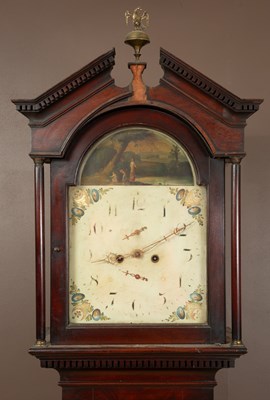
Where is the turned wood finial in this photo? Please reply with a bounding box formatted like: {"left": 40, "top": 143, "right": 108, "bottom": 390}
{"left": 129, "top": 63, "right": 147, "bottom": 102}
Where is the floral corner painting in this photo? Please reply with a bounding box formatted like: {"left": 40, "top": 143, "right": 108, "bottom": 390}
{"left": 79, "top": 127, "right": 195, "bottom": 186}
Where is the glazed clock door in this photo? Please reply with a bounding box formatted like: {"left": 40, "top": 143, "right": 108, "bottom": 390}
{"left": 50, "top": 107, "right": 225, "bottom": 345}
{"left": 69, "top": 127, "right": 207, "bottom": 325}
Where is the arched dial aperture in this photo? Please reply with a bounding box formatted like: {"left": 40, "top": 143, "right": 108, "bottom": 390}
{"left": 69, "top": 127, "right": 207, "bottom": 325}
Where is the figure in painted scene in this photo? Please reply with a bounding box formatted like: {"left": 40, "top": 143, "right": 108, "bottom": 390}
{"left": 129, "top": 157, "right": 136, "bottom": 183}
{"left": 119, "top": 169, "right": 128, "bottom": 184}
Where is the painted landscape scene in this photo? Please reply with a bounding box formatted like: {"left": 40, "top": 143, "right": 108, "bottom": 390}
{"left": 80, "top": 127, "right": 194, "bottom": 186}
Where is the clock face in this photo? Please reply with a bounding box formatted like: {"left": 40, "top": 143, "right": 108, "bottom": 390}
{"left": 68, "top": 128, "right": 207, "bottom": 325}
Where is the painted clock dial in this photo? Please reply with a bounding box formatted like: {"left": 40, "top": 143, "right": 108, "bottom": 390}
{"left": 69, "top": 128, "right": 207, "bottom": 324}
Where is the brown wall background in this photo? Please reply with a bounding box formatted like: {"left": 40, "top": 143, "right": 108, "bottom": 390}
{"left": 1, "top": 1, "right": 269, "bottom": 399}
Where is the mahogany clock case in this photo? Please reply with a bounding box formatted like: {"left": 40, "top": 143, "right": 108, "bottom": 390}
{"left": 12, "top": 46, "right": 262, "bottom": 400}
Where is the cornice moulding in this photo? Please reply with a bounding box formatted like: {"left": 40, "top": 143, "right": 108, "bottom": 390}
{"left": 12, "top": 49, "right": 116, "bottom": 113}
{"left": 160, "top": 48, "right": 263, "bottom": 114}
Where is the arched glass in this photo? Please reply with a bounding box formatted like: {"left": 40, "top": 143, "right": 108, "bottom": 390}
{"left": 78, "top": 127, "right": 195, "bottom": 186}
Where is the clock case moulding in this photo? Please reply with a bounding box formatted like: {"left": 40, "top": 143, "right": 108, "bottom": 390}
{"left": 13, "top": 48, "right": 263, "bottom": 399}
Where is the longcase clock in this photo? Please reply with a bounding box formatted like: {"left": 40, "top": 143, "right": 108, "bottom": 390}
{"left": 13, "top": 9, "right": 262, "bottom": 400}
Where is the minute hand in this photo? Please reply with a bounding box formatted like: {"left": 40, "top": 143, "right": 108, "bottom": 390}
{"left": 140, "top": 221, "right": 194, "bottom": 254}
{"left": 91, "top": 222, "right": 194, "bottom": 265}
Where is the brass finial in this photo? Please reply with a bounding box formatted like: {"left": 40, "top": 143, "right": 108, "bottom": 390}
{"left": 124, "top": 7, "right": 150, "bottom": 62}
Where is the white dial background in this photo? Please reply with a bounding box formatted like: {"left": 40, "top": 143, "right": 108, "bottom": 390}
{"left": 69, "top": 185, "right": 207, "bottom": 324}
